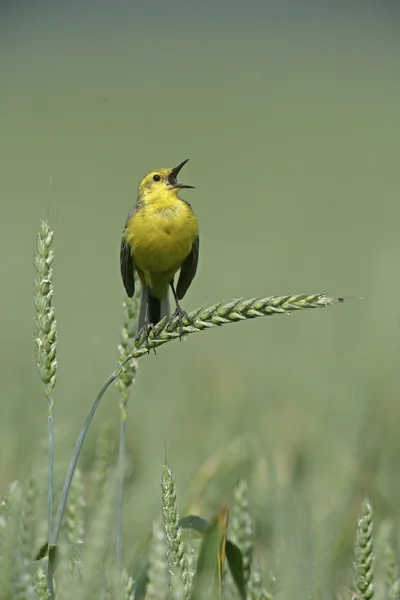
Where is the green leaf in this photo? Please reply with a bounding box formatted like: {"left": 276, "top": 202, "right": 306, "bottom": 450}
{"left": 34, "top": 541, "right": 49, "bottom": 561}
{"left": 226, "top": 540, "right": 246, "bottom": 600}
{"left": 26, "top": 556, "right": 48, "bottom": 576}
{"left": 132, "top": 552, "right": 149, "bottom": 600}
{"left": 189, "top": 506, "right": 229, "bottom": 600}
{"left": 179, "top": 515, "right": 210, "bottom": 536}
{"left": 31, "top": 543, "right": 83, "bottom": 577}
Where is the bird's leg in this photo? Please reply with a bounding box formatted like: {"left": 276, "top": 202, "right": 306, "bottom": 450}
{"left": 135, "top": 286, "right": 157, "bottom": 353}
{"left": 169, "top": 281, "right": 189, "bottom": 340}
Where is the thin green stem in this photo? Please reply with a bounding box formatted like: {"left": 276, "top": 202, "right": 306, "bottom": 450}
{"left": 47, "top": 397, "right": 54, "bottom": 537}
{"left": 51, "top": 367, "right": 123, "bottom": 546}
{"left": 116, "top": 408, "right": 127, "bottom": 569}
{"left": 46, "top": 396, "right": 55, "bottom": 599}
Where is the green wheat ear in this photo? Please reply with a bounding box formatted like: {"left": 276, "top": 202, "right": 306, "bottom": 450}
{"left": 230, "top": 480, "right": 253, "bottom": 586}
{"left": 353, "top": 498, "right": 375, "bottom": 600}
{"left": 33, "top": 568, "right": 50, "bottom": 600}
{"left": 0, "top": 481, "right": 20, "bottom": 547}
{"left": 34, "top": 220, "right": 57, "bottom": 398}
{"left": 0, "top": 482, "right": 29, "bottom": 597}
{"left": 376, "top": 521, "right": 400, "bottom": 600}
{"left": 247, "top": 560, "right": 273, "bottom": 600}
{"left": 162, "top": 461, "right": 192, "bottom": 598}
{"left": 146, "top": 521, "right": 169, "bottom": 600}
{"left": 64, "top": 467, "right": 85, "bottom": 548}
{"left": 72, "top": 477, "right": 117, "bottom": 600}
{"left": 129, "top": 294, "right": 343, "bottom": 357}
{"left": 92, "top": 423, "right": 116, "bottom": 493}
{"left": 116, "top": 295, "right": 140, "bottom": 408}
{"left": 33, "top": 220, "right": 57, "bottom": 594}
{"left": 120, "top": 569, "right": 135, "bottom": 600}
{"left": 19, "top": 477, "right": 39, "bottom": 563}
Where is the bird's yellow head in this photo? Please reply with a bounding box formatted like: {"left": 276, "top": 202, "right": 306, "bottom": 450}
{"left": 137, "top": 159, "right": 194, "bottom": 204}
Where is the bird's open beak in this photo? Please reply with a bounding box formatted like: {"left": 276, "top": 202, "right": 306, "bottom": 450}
{"left": 168, "top": 159, "right": 195, "bottom": 189}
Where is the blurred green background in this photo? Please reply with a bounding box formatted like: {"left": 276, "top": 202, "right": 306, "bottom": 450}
{"left": 1, "top": 0, "right": 400, "bottom": 591}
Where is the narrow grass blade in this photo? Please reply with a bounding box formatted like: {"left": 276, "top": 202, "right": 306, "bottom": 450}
{"left": 189, "top": 505, "right": 229, "bottom": 600}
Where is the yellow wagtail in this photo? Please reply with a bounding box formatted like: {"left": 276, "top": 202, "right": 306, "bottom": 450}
{"left": 120, "top": 159, "right": 199, "bottom": 343}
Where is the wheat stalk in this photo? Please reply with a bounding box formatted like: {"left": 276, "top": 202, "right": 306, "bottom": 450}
{"left": 162, "top": 461, "right": 192, "bottom": 598}
{"left": 33, "top": 221, "right": 57, "bottom": 599}
{"left": 147, "top": 521, "right": 169, "bottom": 600}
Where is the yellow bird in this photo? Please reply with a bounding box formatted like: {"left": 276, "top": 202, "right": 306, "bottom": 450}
{"left": 120, "top": 159, "right": 199, "bottom": 342}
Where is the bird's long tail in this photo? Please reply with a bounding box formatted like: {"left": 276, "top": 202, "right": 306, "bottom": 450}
{"left": 137, "top": 287, "right": 170, "bottom": 334}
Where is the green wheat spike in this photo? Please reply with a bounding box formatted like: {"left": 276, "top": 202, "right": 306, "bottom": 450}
{"left": 0, "top": 481, "right": 20, "bottom": 550}
{"left": 230, "top": 480, "right": 253, "bottom": 587}
{"left": 116, "top": 295, "right": 140, "bottom": 408}
{"left": 73, "top": 477, "right": 117, "bottom": 600}
{"left": 20, "top": 478, "right": 39, "bottom": 562}
{"left": 353, "top": 498, "right": 375, "bottom": 600}
{"left": 33, "top": 569, "right": 50, "bottom": 600}
{"left": 0, "top": 483, "right": 29, "bottom": 598}
{"left": 246, "top": 561, "right": 273, "bottom": 600}
{"left": 171, "top": 570, "right": 186, "bottom": 600}
{"left": 377, "top": 521, "right": 400, "bottom": 600}
{"left": 92, "top": 422, "right": 117, "bottom": 492}
{"left": 126, "top": 294, "right": 343, "bottom": 358}
{"left": 386, "top": 547, "right": 400, "bottom": 600}
{"left": 162, "top": 461, "right": 192, "bottom": 598}
{"left": 64, "top": 467, "right": 85, "bottom": 547}
{"left": 33, "top": 220, "right": 57, "bottom": 599}
{"left": 146, "top": 521, "right": 169, "bottom": 600}
{"left": 12, "top": 558, "right": 38, "bottom": 600}
{"left": 64, "top": 466, "right": 85, "bottom": 581}
{"left": 120, "top": 569, "right": 135, "bottom": 600}
{"left": 186, "top": 544, "right": 197, "bottom": 594}
{"left": 55, "top": 469, "right": 86, "bottom": 593}
{"left": 33, "top": 220, "right": 57, "bottom": 398}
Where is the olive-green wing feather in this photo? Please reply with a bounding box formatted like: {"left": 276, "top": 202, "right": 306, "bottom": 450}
{"left": 177, "top": 236, "right": 199, "bottom": 300}
{"left": 120, "top": 208, "right": 136, "bottom": 298}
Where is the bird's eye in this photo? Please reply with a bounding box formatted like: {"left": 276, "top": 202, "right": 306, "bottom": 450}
{"left": 153, "top": 174, "right": 161, "bottom": 182}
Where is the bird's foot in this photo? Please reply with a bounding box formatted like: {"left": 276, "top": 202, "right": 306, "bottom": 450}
{"left": 135, "top": 321, "right": 157, "bottom": 354}
{"left": 170, "top": 307, "right": 190, "bottom": 340}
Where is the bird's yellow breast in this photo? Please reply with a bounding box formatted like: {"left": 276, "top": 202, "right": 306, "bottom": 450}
{"left": 125, "top": 200, "right": 198, "bottom": 275}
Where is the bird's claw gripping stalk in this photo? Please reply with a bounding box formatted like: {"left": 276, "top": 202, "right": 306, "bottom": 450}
{"left": 135, "top": 321, "right": 157, "bottom": 354}
{"left": 170, "top": 307, "right": 190, "bottom": 341}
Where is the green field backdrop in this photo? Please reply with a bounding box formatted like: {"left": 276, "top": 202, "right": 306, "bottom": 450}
{"left": 1, "top": 0, "right": 400, "bottom": 594}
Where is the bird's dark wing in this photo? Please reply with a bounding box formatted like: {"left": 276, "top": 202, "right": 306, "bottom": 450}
{"left": 120, "top": 208, "right": 136, "bottom": 298}
{"left": 177, "top": 236, "right": 199, "bottom": 300}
